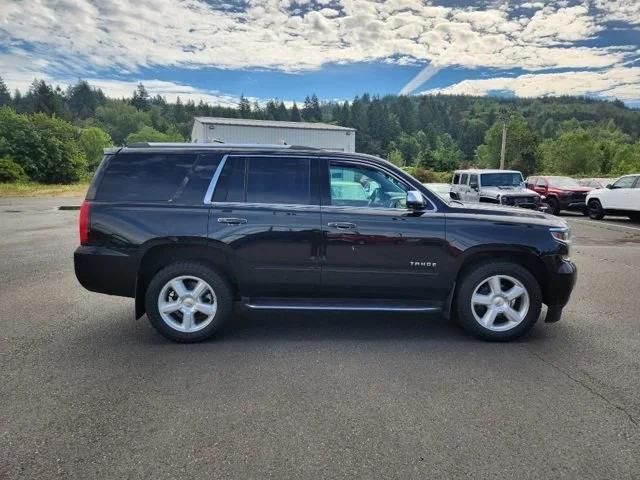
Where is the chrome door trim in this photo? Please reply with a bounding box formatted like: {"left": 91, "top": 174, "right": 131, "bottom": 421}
{"left": 244, "top": 302, "right": 441, "bottom": 312}
{"left": 203, "top": 153, "right": 229, "bottom": 204}
{"left": 202, "top": 153, "right": 439, "bottom": 212}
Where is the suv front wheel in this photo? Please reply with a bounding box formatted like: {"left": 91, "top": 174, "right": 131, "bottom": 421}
{"left": 145, "top": 262, "right": 233, "bottom": 342}
{"left": 455, "top": 261, "right": 542, "bottom": 341}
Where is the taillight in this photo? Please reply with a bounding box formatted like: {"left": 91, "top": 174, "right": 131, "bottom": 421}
{"left": 79, "top": 201, "right": 90, "bottom": 245}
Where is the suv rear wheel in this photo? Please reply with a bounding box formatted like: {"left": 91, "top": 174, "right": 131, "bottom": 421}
{"left": 145, "top": 262, "right": 233, "bottom": 342}
{"left": 455, "top": 261, "right": 542, "bottom": 341}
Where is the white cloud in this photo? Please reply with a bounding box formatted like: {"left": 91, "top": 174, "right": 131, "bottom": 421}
{"left": 0, "top": 0, "right": 631, "bottom": 75}
{"left": 84, "top": 79, "right": 242, "bottom": 107}
{"left": 593, "top": 0, "right": 640, "bottom": 26}
{"left": 421, "top": 67, "right": 640, "bottom": 102}
{"left": 0, "top": 0, "right": 638, "bottom": 102}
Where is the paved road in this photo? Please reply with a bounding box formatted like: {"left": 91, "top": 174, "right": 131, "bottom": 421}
{"left": 1, "top": 197, "right": 639, "bottom": 479}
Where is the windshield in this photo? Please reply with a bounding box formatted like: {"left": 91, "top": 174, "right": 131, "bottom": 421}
{"left": 549, "top": 177, "right": 580, "bottom": 188}
{"left": 480, "top": 173, "right": 524, "bottom": 187}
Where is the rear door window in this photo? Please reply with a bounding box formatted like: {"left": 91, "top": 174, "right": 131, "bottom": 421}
{"left": 460, "top": 174, "right": 469, "bottom": 185}
{"left": 246, "top": 157, "right": 311, "bottom": 205}
{"left": 212, "top": 157, "right": 246, "bottom": 203}
{"left": 212, "top": 156, "right": 312, "bottom": 205}
{"left": 96, "top": 153, "right": 198, "bottom": 202}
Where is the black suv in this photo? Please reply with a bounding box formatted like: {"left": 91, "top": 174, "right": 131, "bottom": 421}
{"left": 75, "top": 143, "right": 576, "bottom": 342}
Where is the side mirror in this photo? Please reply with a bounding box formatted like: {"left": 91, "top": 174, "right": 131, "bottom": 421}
{"left": 606, "top": 184, "right": 613, "bottom": 189}
{"left": 406, "top": 190, "right": 426, "bottom": 210}
{"left": 470, "top": 182, "right": 479, "bottom": 191}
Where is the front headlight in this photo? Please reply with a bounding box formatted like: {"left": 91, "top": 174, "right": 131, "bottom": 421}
{"left": 550, "top": 227, "right": 571, "bottom": 244}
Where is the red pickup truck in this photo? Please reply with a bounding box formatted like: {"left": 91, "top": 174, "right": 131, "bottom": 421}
{"left": 525, "top": 176, "right": 592, "bottom": 216}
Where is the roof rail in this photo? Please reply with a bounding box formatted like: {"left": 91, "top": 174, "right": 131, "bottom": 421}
{"left": 126, "top": 142, "right": 286, "bottom": 149}
{"left": 124, "top": 142, "right": 323, "bottom": 150}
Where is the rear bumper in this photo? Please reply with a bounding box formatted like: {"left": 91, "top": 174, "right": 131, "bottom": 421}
{"left": 74, "top": 245, "right": 137, "bottom": 297}
{"left": 542, "top": 257, "right": 577, "bottom": 307}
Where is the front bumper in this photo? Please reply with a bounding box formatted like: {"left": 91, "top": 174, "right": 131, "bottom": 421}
{"left": 542, "top": 257, "right": 577, "bottom": 308}
{"left": 559, "top": 199, "right": 587, "bottom": 211}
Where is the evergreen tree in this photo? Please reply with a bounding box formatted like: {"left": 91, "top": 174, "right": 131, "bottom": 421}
{"left": 265, "top": 99, "right": 278, "bottom": 120}
{"left": 276, "top": 101, "right": 288, "bottom": 121}
{"left": 302, "top": 95, "right": 313, "bottom": 121}
{"left": 67, "top": 80, "right": 105, "bottom": 119}
{"left": 0, "top": 76, "right": 10, "bottom": 107}
{"left": 131, "top": 83, "right": 150, "bottom": 111}
{"left": 238, "top": 95, "right": 251, "bottom": 118}
{"left": 290, "top": 102, "right": 301, "bottom": 122}
{"left": 310, "top": 94, "right": 322, "bottom": 121}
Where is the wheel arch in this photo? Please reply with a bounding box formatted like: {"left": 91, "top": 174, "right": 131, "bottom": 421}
{"left": 134, "top": 239, "right": 238, "bottom": 319}
{"left": 454, "top": 247, "right": 550, "bottom": 306}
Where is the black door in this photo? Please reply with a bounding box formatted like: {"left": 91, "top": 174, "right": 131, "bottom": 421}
{"left": 320, "top": 159, "right": 449, "bottom": 300}
{"left": 207, "top": 155, "right": 322, "bottom": 297}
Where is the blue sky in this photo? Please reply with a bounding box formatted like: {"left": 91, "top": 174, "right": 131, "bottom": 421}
{"left": 1, "top": 0, "right": 639, "bottom": 106}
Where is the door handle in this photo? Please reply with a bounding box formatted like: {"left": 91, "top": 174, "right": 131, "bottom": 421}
{"left": 217, "top": 217, "right": 247, "bottom": 225}
{"left": 327, "top": 222, "right": 357, "bottom": 230}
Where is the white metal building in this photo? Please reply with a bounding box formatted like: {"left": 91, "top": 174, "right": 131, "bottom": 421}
{"left": 191, "top": 117, "right": 356, "bottom": 152}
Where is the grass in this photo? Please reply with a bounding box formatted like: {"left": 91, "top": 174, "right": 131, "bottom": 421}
{"left": 0, "top": 181, "right": 89, "bottom": 197}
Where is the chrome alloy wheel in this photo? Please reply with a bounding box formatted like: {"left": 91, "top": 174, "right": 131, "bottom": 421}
{"left": 470, "top": 275, "right": 530, "bottom": 332}
{"left": 157, "top": 276, "right": 217, "bottom": 333}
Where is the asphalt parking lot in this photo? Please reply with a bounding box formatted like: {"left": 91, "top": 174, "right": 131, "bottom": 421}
{"left": 1, "top": 197, "right": 639, "bottom": 479}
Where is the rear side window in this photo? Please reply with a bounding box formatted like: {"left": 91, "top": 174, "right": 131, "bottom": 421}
{"left": 460, "top": 174, "right": 469, "bottom": 185}
{"left": 246, "top": 157, "right": 310, "bottom": 205}
{"left": 213, "top": 156, "right": 312, "bottom": 205}
{"left": 96, "top": 153, "right": 198, "bottom": 202}
{"left": 452, "top": 173, "right": 460, "bottom": 184}
{"left": 213, "top": 157, "right": 246, "bottom": 203}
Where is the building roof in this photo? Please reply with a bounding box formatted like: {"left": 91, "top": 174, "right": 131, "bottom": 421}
{"left": 194, "top": 117, "right": 356, "bottom": 132}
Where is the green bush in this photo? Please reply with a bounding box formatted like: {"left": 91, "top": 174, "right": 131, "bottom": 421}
{"left": 125, "top": 126, "right": 185, "bottom": 144}
{"left": 0, "top": 156, "right": 28, "bottom": 182}
{"left": 402, "top": 166, "right": 451, "bottom": 183}
{"left": 0, "top": 107, "right": 87, "bottom": 183}
{"left": 79, "top": 127, "right": 113, "bottom": 171}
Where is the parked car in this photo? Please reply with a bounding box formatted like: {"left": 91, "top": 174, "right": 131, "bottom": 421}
{"left": 423, "top": 182, "right": 451, "bottom": 200}
{"left": 525, "top": 176, "right": 591, "bottom": 215}
{"left": 451, "top": 169, "right": 544, "bottom": 210}
{"left": 75, "top": 143, "right": 576, "bottom": 342}
{"left": 586, "top": 174, "right": 640, "bottom": 221}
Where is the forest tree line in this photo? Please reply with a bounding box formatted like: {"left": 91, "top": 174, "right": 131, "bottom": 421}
{"left": 1, "top": 76, "right": 639, "bottom": 184}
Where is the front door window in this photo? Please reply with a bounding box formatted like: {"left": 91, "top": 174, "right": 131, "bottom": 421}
{"left": 329, "top": 164, "right": 408, "bottom": 209}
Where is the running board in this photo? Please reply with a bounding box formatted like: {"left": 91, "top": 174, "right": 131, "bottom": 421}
{"left": 242, "top": 297, "right": 443, "bottom": 313}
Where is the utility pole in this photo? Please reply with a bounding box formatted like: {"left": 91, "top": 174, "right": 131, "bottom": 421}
{"left": 500, "top": 119, "right": 507, "bottom": 170}
{"left": 498, "top": 106, "right": 510, "bottom": 170}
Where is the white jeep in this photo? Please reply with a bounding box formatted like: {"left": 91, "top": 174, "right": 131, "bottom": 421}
{"left": 451, "top": 169, "right": 544, "bottom": 210}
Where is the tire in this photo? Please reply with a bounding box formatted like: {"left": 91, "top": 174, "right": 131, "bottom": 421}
{"left": 547, "top": 196, "right": 560, "bottom": 216}
{"left": 145, "top": 261, "right": 233, "bottom": 342}
{"left": 454, "top": 261, "right": 542, "bottom": 341}
{"left": 588, "top": 199, "right": 605, "bottom": 220}
{"left": 581, "top": 208, "right": 589, "bottom": 216}
{"left": 629, "top": 213, "right": 640, "bottom": 223}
